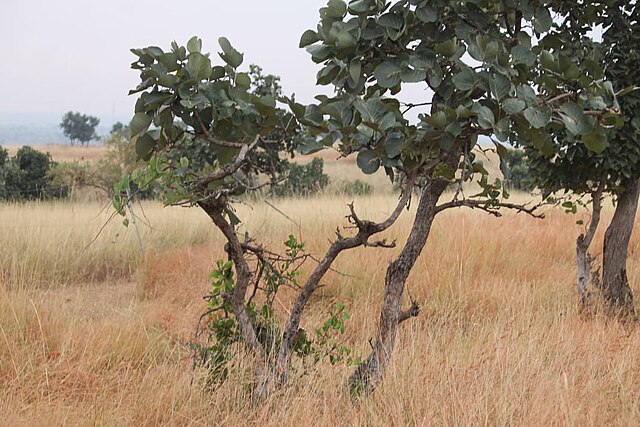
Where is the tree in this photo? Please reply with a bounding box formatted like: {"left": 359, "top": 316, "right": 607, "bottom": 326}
{"left": 300, "top": 0, "right": 615, "bottom": 396}
{"left": 0, "top": 146, "right": 65, "bottom": 200}
{"left": 119, "top": 0, "right": 614, "bottom": 401}
{"left": 523, "top": 1, "right": 639, "bottom": 317}
{"left": 117, "top": 35, "right": 412, "bottom": 403}
{"left": 59, "top": 111, "right": 100, "bottom": 146}
{"left": 503, "top": 149, "right": 534, "bottom": 192}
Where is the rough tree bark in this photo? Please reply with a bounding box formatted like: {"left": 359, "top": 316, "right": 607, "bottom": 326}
{"left": 576, "top": 183, "right": 604, "bottom": 306}
{"left": 601, "top": 178, "right": 639, "bottom": 318}
{"left": 347, "top": 176, "right": 450, "bottom": 397}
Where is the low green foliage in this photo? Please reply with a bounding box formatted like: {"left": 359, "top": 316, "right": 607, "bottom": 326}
{"left": 503, "top": 149, "right": 535, "bottom": 192}
{"left": 336, "top": 179, "right": 373, "bottom": 196}
{"left": 0, "top": 146, "right": 66, "bottom": 200}
{"left": 276, "top": 158, "right": 329, "bottom": 197}
{"left": 193, "top": 235, "right": 356, "bottom": 388}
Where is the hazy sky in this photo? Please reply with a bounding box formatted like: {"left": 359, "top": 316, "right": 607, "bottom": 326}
{"left": 1, "top": 0, "right": 333, "bottom": 122}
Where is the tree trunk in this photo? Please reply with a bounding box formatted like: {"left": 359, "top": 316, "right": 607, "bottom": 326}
{"left": 601, "top": 179, "right": 639, "bottom": 318}
{"left": 347, "top": 177, "right": 449, "bottom": 397}
{"left": 576, "top": 184, "right": 604, "bottom": 307}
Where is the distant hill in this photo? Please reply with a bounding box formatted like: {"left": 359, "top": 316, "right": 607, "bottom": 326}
{"left": 0, "top": 112, "right": 128, "bottom": 145}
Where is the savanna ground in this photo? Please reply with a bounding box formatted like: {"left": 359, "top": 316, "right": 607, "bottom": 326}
{"left": 1, "top": 145, "right": 639, "bottom": 426}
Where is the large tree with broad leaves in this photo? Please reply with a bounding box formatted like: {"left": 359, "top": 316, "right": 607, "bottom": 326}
{"left": 523, "top": 1, "right": 639, "bottom": 318}
{"left": 299, "top": 0, "right": 618, "bottom": 395}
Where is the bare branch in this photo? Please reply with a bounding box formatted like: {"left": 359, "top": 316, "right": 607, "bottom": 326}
{"left": 435, "top": 198, "right": 545, "bottom": 218}
{"left": 398, "top": 299, "right": 420, "bottom": 324}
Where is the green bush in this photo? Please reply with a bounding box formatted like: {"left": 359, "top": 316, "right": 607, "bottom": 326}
{"left": 276, "top": 158, "right": 329, "bottom": 197}
{"left": 336, "top": 179, "right": 373, "bottom": 196}
{"left": 0, "top": 146, "right": 67, "bottom": 200}
{"left": 503, "top": 149, "right": 535, "bottom": 192}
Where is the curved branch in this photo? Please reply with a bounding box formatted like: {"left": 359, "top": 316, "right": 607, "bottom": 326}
{"left": 195, "top": 135, "right": 260, "bottom": 188}
{"left": 195, "top": 111, "right": 246, "bottom": 149}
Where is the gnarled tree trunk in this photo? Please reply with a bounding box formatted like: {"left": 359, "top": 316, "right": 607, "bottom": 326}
{"left": 348, "top": 177, "right": 449, "bottom": 397}
{"left": 601, "top": 178, "right": 639, "bottom": 318}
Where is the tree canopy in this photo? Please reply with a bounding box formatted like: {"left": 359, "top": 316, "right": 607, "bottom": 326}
{"left": 59, "top": 111, "right": 100, "bottom": 146}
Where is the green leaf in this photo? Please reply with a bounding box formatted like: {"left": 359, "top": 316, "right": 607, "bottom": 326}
{"left": 511, "top": 45, "right": 536, "bottom": 67}
{"left": 130, "top": 113, "right": 152, "bottom": 136}
{"left": 490, "top": 74, "right": 511, "bottom": 100}
{"left": 299, "top": 30, "right": 320, "bottom": 48}
{"left": 317, "top": 64, "right": 341, "bottom": 85}
{"left": 424, "top": 111, "right": 448, "bottom": 129}
{"left": 187, "top": 52, "right": 212, "bottom": 81}
{"left": 524, "top": 106, "right": 551, "bottom": 129}
{"left": 378, "top": 12, "right": 403, "bottom": 29}
{"left": 324, "top": 0, "right": 347, "bottom": 18}
{"left": 135, "top": 133, "right": 155, "bottom": 161}
{"left": 540, "top": 50, "right": 555, "bottom": 70}
{"left": 357, "top": 149, "right": 380, "bottom": 174}
{"left": 475, "top": 106, "right": 495, "bottom": 129}
{"left": 452, "top": 68, "right": 477, "bottom": 91}
{"left": 415, "top": 5, "right": 437, "bottom": 23}
{"left": 400, "top": 65, "right": 427, "bottom": 83}
{"left": 559, "top": 102, "right": 593, "bottom": 135}
{"left": 218, "top": 37, "right": 243, "bottom": 69}
{"left": 533, "top": 8, "right": 553, "bottom": 33}
{"left": 374, "top": 62, "right": 402, "bottom": 88}
{"left": 435, "top": 38, "right": 458, "bottom": 57}
{"left": 502, "top": 98, "right": 526, "bottom": 114}
{"left": 616, "top": 86, "right": 640, "bottom": 97}
{"left": 187, "top": 36, "right": 202, "bottom": 53}
{"left": 582, "top": 131, "right": 608, "bottom": 153}
{"left": 516, "top": 85, "right": 538, "bottom": 106}
{"left": 355, "top": 97, "right": 386, "bottom": 127}
{"left": 348, "top": 0, "right": 369, "bottom": 14}
{"left": 211, "top": 66, "right": 226, "bottom": 79}
{"left": 235, "top": 72, "right": 251, "bottom": 90}
{"left": 349, "top": 61, "right": 362, "bottom": 83}
{"left": 384, "top": 132, "right": 405, "bottom": 157}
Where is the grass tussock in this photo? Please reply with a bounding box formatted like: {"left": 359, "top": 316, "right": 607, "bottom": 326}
{"left": 2, "top": 192, "right": 640, "bottom": 425}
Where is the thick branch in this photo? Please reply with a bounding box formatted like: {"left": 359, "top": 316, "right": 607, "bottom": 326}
{"left": 195, "top": 111, "right": 246, "bottom": 149}
{"left": 202, "top": 204, "right": 266, "bottom": 359}
{"left": 195, "top": 136, "right": 260, "bottom": 188}
{"left": 578, "top": 182, "right": 605, "bottom": 251}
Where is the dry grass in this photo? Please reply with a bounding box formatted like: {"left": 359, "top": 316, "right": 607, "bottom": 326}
{"left": 2, "top": 190, "right": 640, "bottom": 426}
{"left": 6, "top": 144, "right": 109, "bottom": 163}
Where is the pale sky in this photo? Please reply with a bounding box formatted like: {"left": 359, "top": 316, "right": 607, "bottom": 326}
{"left": 1, "top": 0, "right": 334, "bottom": 122}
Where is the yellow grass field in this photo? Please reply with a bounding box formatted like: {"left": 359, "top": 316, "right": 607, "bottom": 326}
{"left": 6, "top": 144, "right": 109, "bottom": 164}
{"left": 1, "top": 146, "right": 639, "bottom": 426}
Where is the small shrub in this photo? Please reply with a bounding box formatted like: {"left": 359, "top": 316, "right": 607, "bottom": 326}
{"left": 276, "top": 158, "right": 329, "bottom": 197}
{"left": 336, "top": 179, "right": 373, "bottom": 196}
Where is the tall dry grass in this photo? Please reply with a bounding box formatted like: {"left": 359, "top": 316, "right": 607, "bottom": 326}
{"left": 2, "top": 191, "right": 640, "bottom": 425}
